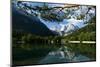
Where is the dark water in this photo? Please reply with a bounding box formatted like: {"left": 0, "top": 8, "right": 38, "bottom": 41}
{"left": 12, "top": 43, "right": 96, "bottom": 66}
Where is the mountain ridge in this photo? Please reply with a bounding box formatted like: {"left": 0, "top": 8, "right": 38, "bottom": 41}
{"left": 12, "top": 5, "right": 56, "bottom": 36}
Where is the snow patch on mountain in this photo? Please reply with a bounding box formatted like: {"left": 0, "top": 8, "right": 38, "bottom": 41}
{"left": 38, "top": 15, "right": 83, "bottom": 36}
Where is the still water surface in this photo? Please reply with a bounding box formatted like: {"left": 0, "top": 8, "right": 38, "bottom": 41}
{"left": 13, "top": 43, "right": 95, "bottom": 65}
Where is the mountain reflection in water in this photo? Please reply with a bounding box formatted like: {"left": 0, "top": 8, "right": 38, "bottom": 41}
{"left": 13, "top": 43, "right": 95, "bottom": 66}
{"left": 39, "top": 46, "right": 90, "bottom": 64}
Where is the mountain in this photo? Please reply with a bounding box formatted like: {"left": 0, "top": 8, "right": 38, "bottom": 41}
{"left": 12, "top": 5, "right": 56, "bottom": 36}
{"left": 51, "top": 23, "right": 79, "bottom": 36}
{"left": 64, "top": 22, "right": 96, "bottom": 41}
{"left": 62, "top": 24, "right": 79, "bottom": 36}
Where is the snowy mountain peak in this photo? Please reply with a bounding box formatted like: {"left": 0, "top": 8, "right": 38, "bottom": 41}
{"left": 65, "top": 24, "right": 78, "bottom": 32}
{"left": 60, "top": 23, "right": 79, "bottom": 36}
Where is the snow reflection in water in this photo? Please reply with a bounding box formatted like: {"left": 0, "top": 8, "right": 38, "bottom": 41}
{"left": 39, "top": 46, "right": 90, "bottom": 64}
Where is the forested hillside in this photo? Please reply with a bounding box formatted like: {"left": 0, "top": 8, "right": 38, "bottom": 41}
{"left": 64, "top": 16, "right": 96, "bottom": 41}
